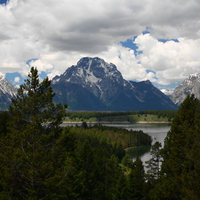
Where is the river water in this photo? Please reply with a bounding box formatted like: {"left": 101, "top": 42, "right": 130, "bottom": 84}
{"left": 102, "top": 123, "right": 171, "bottom": 163}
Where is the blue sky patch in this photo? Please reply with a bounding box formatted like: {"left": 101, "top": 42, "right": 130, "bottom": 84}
{"left": 0, "top": 0, "right": 8, "bottom": 4}
{"left": 26, "top": 58, "right": 38, "bottom": 66}
{"left": 158, "top": 38, "right": 179, "bottom": 43}
{"left": 40, "top": 71, "right": 48, "bottom": 79}
{"left": 120, "top": 37, "right": 143, "bottom": 56}
{"left": 6, "top": 72, "right": 24, "bottom": 86}
{"left": 146, "top": 69, "right": 156, "bottom": 75}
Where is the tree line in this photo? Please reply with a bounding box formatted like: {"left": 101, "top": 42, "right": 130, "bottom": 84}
{"left": 0, "top": 67, "right": 199, "bottom": 199}
{"left": 65, "top": 110, "right": 177, "bottom": 122}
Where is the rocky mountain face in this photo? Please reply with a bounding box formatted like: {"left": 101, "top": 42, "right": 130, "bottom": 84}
{"left": 170, "top": 73, "right": 200, "bottom": 105}
{"left": 0, "top": 75, "right": 17, "bottom": 110}
{"left": 52, "top": 57, "right": 177, "bottom": 111}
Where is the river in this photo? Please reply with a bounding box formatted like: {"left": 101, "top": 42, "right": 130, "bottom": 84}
{"left": 101, "top": 123, "right": 171, "bottom": 163}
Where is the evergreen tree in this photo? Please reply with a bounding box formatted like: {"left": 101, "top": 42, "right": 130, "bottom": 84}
{"left": 94, "top": 149, "right": 121, "bottom": 200}
{"left": 0, "top": 111, "right": 10, "bottom": 136}
{"left": 151, "top": 94, "right": 200, "bottom": 199}
{"left": 112, "top": 169, "right": 130, "bottom": 200}
{"left": 0, "top": 67, "right": 69, "bottom": 199}
{"left": 128, "top": 157, "right": 145, "bottom": 200}
{"left": 75, "top": 139, "right": 98, "bottom": 200}
{"left": 181, "top": 102, "right": 200, "bottom": 200}
{"left": 145, "top": 141, "right": 162, "bottom": 185}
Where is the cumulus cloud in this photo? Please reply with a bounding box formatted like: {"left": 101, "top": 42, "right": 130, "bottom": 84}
{"left": 99, "top": 44, "right": 145, "bottom": 80}
{"left": 135, "top": 34, "right": 200, "bottom": 85}
{"left": 1, "top": 0, "right": 200, "bottom": 88}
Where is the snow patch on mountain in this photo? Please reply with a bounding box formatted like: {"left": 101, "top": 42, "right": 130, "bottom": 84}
{"left": 85, "top": 67, "right": 101, "bottom": 84}
{"left": 86, "top": 72, "right": 101, "bottom": 84}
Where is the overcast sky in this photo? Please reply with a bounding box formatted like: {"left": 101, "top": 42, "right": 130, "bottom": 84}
{"left": 1, "top": 0, "right": 200, "bottom": 90}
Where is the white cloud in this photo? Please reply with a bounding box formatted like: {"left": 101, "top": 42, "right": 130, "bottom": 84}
{"left": 99, "top": 44, "right": 146, "bottom": 80}
{"left": 14, "top": 76, "right": 20, "bottom": 83}
{"left": 1, "top": 0, "right": 200, "bottom": 87}
{"left": 135, "top": 34, "right": 200, "bottom": 85}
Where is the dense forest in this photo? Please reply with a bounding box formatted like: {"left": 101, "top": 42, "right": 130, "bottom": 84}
{"left": 0, "top": 67, "right": 199, "bottom": 199}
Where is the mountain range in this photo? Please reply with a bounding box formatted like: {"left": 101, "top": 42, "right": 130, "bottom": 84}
{"left": 2, "top": 57, "right": 200, "bottom": 111}
{"left": 51, "top": 57, "right": 177, "bottom": 111}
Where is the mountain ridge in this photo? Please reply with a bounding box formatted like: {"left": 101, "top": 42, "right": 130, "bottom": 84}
{"left": 170, "top": 73, "right": 200, "bottom": 105}
{"left": 52, "top": 57, "right": 177, "bottom": 111}
{"left": 0, "top": 75, "right": 17, "bottom": 110}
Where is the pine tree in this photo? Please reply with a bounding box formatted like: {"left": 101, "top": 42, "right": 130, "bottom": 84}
{"left": 128, "top": 157, "right": 145, "bottom": 200}
{"left": 0, "top": 67, "right": 69, "bottom": 199}
{"left": 75, "top": 139, "right": 98, "bottom": 200}
{"left": 181, "top": 103, "right": 200, "bottom": 200}
{"left": 112, "top": 170, "right": 130, "bottom": 200}
{"left": 145, "top": 141, "right": 162, "bottom": 185}
{"left": 0, "top": 111, "right": 10, "bottom": 136}
{"left": 151, "top": 94, "right": 200, "bottom": 199}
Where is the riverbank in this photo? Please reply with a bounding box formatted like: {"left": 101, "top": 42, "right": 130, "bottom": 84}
{"left": 62, "top": 120, "right": 172, "bottom": 124}
{"left": 136, "top": 121, "right": 171, "bottom": 124}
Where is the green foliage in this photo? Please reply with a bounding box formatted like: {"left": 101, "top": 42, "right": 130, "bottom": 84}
{"left": 128, "top": 157, "right": 145, "bottom": 200}
{"left": 62, "top": 127, "right": 127, "bottom": 200}
{"left": 91, "top": 124, "right": 152, "bottom": 149}
{"left": 121, "top": 154, "right": 132, "bottom": 167}
{"left": 151, "top": 95, "right": 200, "bottom": 199}
{"left": 9, "top": 67, "right": 67, "bottom": 129}
{"left": 0, "top": 111, "right": 10, "bottom": 135}
{"left": 112, "top": 169, "right": 130, "bottom": 200}
{"left": 0, "top": 67, "right": 69, "bottom": 199}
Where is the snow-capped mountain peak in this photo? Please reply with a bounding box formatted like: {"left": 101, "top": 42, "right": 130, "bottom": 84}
{"left": 170, "top": 73, "right": 200, "bottom": 105}
{"left": 0, "top": 75, "right": 17, "bottom": 97}
{"left": 52, "top": 57, "right": 177, "bottom": 111}
{"left": 0, "top": 75, "right": 17, "bottom": 110}
{"left": 52, "top": 57, "right": 127, "bottom": 100}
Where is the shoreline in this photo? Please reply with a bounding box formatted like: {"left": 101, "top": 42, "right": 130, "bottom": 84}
{"left": 125, "top": 145, "right": 152, "bottom": 151}
{"left": 62, "top": 121, "right": 171, "bottom": 124}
